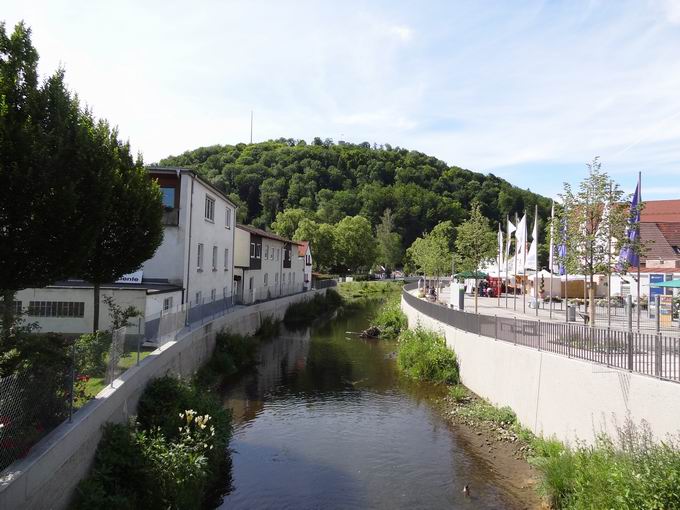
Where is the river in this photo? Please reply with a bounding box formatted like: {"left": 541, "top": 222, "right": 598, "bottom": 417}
{"left": 217, "top": 300, "right": 524, "bottom": 509}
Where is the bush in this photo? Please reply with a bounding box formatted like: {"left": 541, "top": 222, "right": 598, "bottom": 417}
{"left": 75, "top": 376, "right": 232, "bottom": 510}
{"left": 74, "top": 331, "right": 111, "bottom": 376}
{"left": 372, "top": 293, "right": 407, "bottom": 339}
{"left": 255, "top": 315, "right": 280, "bottom": 339}
{"left": 396, "top": 328, "right": 459, "bottom": 384}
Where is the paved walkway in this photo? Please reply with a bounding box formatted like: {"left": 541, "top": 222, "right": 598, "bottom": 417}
{"left": 434, "top": 287, "right": 680, "bottom": 337}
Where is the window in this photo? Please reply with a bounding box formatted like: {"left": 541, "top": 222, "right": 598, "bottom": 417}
{"left": 288, "top": 273, "right": 292, "bottom": 284}
{"left": 224, "top": 248, "right": 229, "bottom": 270}
{"left": 293, "top": 273, "right": 296, "bottom": 284}
{"left": 265, "top": 245, "right": 269, "bottom": 260}
{"left": 249, "top": 277, "right": 254, "bottom": 290}
{"left": 163, "top": 297, "right": 173, "bottom": 311}
{"left": 212, "top": 245, "right": 218, "bottom": 271}
{"left": 264, "top": 273, "right": 269, "bottom": 286}
{"left": 211, "top": 289, "right": 217, "bottom": 301}
{"left": 197, "top": 243, "right": 204, "bottom": 270}
{"left": 195, "top": 291, "right": 202, "bottom": 304}
{"left": 13, "top": 301, "right": 22, "bottom": 314}
{"left": 276, "top": 248, "right": 280, "bottom": 261}
{"left": 161, "top": 187, "right": 175, "bottom": 209}
{"left": 225, "top": 208, "right": 231, "bottom": 228}
{"left": 255, "top": 244, "right": 261, "bottom": 259}
{"left": 205, "top": 196, "right": 215, "bottom": 221}
{"left": 275, "top": 273, "right": 279, "bottom": 284}
{"left": 28, "top": 301, "right": 84, "bottom": 318}
{"left": 250, "top": 242, "right": 256, "bottom": 257}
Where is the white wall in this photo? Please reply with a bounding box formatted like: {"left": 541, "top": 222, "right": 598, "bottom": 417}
{"left": 14, "top": 287, "right": 147, "bottom": 335}
{"left": 145, "top": 290, "right": 184, "bottom": 318}
{"left": 402, "top": 295, "right": 680, "bottom": 446}
{"left": 0, "top": 289, "right": 327, "bottom": 510}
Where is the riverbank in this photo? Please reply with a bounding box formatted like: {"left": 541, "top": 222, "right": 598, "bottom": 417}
{"left": 432, "top": 388, "right": 544, "bottom": 509}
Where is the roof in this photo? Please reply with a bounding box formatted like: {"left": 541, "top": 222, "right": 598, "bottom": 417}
{"left": 641, "top": 199, "right": 680, "bottom": 223}
{"left": 297, "top": 240, "right": 309, "bottom": 257}
{"left": 45, "top": 278, "right": 183, "bottom": 295}
{"left": 146, "top": 166, "right": 239, "bottom": 209}
{"left": 236, "top": 224, "right": 302, "bottom": 245}
{"left": 640, "top": 223, "right": 678, "bottom": 262}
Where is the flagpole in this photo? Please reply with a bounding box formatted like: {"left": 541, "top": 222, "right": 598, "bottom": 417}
{"left": 549, "top": 201, "right": 554, "bottom": 320}
{"left": 523, "top": 209, "right": 527, "bottom": 314}
{"left": 607, "top": 181, "right": 612, "bottom": 329}
{"left": 497, "top": 223, "right": 502, "bottom": 308}
{"left": 637, "top": 171, "right": 641, "bottom": 331}
{"left": 514, "top": 213, "right": 518, "bottom": 311}
{"left": 535, "top": 204, "right": 539, "bottom": 317}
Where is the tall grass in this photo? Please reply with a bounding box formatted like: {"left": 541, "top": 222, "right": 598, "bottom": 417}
{"left": 396, "top": 328, "right": 459, "bottom": 384}
{"left": 530, "top": 420, "right": 680, "bottom": 510}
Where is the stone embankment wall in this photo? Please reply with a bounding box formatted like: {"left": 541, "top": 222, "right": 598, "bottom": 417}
{"left": 0, "top": 289, "right": 325, "bottom": 510}
{"left": 402, "top": 294, "right": 680, "bottom": 446}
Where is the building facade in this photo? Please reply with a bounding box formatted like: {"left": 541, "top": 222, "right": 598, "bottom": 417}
{"left": 233, "top": 225, "right": 307, "bottom": 304}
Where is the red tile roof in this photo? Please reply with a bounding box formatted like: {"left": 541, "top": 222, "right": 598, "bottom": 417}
{"left": 641, "top": 199, "right": 680, "bottom": 223}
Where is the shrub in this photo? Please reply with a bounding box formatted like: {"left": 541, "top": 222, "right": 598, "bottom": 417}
{"left": 255, "top": 316, "right": 280, "bottom": 339}
{"left": 372, "top": 293, "right": 407, "bottom": 339}
{"left": 396, "top": 328, "right": 459, "bottom": 384}
{"left": 75, "top": 376, "right": 232, "bottom": 510}
{"left": 74, "top": 331, "right": 111, "bottom": 376}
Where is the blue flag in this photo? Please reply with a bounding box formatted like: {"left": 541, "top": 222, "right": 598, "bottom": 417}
{"left": 617, "top": 175, "right": 641, "bottom": 272}
{"left": 558, "top": 218, "right": 567, "bottom": 276}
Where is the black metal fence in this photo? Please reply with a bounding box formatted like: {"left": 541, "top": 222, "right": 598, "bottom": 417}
{"left": 402, "top": 283, "right": 680, "bottom": 383}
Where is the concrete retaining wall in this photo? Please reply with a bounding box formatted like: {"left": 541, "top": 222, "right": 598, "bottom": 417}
{"left": 402, "top": 295, "right": 680, "bottom": 445}
{"left": 0, "top": 289, "right": 325, "bottom": 510}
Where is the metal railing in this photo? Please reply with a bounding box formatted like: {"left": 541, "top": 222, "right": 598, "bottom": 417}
{"left": 403, "top": 283, "right": 680, "bottom": 383}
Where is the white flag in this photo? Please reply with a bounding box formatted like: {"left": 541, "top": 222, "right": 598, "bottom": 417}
{"left": 505, "top": 218, "right": 516, "bottom": 260}
{"left": 526, "top": 214, "right": 538, "bottom": 270}
{"left": 515, "top": 214, "right": 527, "bottom": 271}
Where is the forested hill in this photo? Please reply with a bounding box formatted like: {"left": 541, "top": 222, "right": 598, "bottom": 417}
{"left": 158, "top": 138, "right": 551, "bottom": 249}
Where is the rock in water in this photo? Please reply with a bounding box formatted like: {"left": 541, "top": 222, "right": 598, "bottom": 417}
{"left": 360, "top": 326, "right": 381, "bottom": 338}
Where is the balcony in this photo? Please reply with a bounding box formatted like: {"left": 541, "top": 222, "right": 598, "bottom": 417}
{"left": 162, "top": 208, "right": 179, "bottom": 226}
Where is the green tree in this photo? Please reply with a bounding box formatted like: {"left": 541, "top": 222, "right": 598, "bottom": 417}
{"left": 556, "top": 158, "right": 629, "bottom": 324}
{"left": 0, "top": 22, "right": 102, "bottom": 341}
{"left": 454, "top": 202, "right": 496, "bottom": 312}
{"left": 271, "top": 208, "right": 311, "bottom": 239}
{"left": 293, "top": 218, "right": 336, "bottom": 271}
{"left": 376, "top": 209, "right": 403, "bottom": 272}
{"left": 78, "top": 124, "right": 163, "bottom": 331}
{"left": 406, "top": 224, "right": 452, "bottom": 279}
{"left": 334, "top": 216, "right": 376, "bottom": 274}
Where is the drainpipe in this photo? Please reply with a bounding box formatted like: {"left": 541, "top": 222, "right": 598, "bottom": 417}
{"left": 185, "top": 174, "right": 195, "bottom": 308}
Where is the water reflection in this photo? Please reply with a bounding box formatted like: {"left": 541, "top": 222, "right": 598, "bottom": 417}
{"left": 218, "top": 302, "right": 521, "bottom": 509}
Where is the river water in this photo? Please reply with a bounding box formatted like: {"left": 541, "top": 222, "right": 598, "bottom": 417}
{"left": 217, "top": 301, "right": 521, "bottom": 509}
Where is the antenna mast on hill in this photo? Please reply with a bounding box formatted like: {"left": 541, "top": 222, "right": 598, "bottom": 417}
{"left": 250, "top": 110, "right": 253, "bottom": 144}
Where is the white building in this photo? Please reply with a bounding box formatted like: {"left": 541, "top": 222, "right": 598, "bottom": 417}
{"left": 15, "top": 167, "right": 238, "bottom": 337}
{"left": 141, "top": 167, "right": 237, "bottom": 310}
{"left": 297, "top": 241, "right": 313, "bottom": 291}
{"left": 233, "top": 225, "right": 307, "bottom": 304}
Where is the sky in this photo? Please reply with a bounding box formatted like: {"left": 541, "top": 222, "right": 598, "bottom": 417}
{"left": 4, "top": 0, "right": 680, "bottom": 199}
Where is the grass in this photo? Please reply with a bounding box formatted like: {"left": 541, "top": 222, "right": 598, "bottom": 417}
{"left": 77, "top": 349, "right": 155, "bottom": 404}
{"left": 448, "top": 384, "right": 468, "bottom": 402}
{"left": 396, "top": 328, "right": 459, "bottom": 385}
{"left": 337, "top": 280, "right": 404, "bottom": 301}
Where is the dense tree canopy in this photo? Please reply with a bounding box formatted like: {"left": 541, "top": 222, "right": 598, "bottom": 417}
{"left": 158, "top": 139, "right": 552, "bottom": 258}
